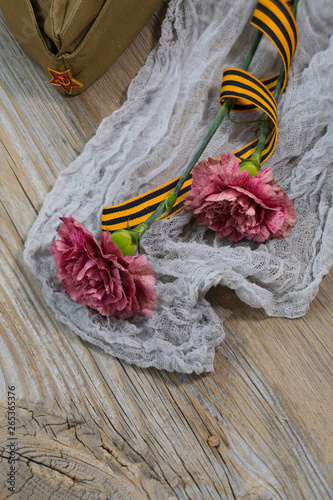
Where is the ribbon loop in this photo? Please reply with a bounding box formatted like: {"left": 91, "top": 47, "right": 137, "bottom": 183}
{"left": 227, "top": 0, "right": 298, "bottom": 112}
{"left": 251, "top": 0, "right": 298, "bottom": 94}
{"left": 219, "top": 68, "right": 278, "bottom": 124}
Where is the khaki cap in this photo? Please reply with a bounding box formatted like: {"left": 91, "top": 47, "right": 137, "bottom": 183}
{"left": 0, "top": 0, "right": 161, "bottom": 95}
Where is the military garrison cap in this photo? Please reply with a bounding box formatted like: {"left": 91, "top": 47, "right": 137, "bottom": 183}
{"left": 0, "top": 0, "right": 161, "bottom": 95}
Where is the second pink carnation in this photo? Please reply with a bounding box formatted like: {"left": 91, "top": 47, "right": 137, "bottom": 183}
{"left": 184, "top": 153, "right": 297, "bottom": 242}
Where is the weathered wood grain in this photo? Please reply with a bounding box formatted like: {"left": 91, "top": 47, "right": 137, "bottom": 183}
{"left": 0, "top": 3, "right": 332, "bottom": 499}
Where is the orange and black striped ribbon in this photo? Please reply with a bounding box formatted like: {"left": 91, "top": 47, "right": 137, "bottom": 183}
{"left": 102, "top": 0, "right": 297, "bottom": 232}
{"left": 231, "top": 0, "right": 298, "bottom": 112}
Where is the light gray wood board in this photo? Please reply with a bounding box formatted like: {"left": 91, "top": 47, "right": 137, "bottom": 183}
{"left": 0, "top": 5, "right": 332, "bottom": 499}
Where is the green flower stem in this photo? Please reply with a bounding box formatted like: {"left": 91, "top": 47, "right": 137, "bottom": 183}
{"left": 249, "top": 0, "right": 300, "bottom": 166}
{"left": 143, "top": 97, "right": 235, "bottom": 229}
{"left": 131, "top": 29, "right": 264, "bottom": 237}
{"left": 242, "top": 30, "right": 263, "bottom": 72}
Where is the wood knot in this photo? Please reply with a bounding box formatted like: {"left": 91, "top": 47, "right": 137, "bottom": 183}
{"left": 207, "top": 435, "right": 220, "bottom": 447}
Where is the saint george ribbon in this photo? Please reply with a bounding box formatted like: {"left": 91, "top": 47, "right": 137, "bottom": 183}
{"left": 102, "top": 0, "right": 298, "bottom": 232}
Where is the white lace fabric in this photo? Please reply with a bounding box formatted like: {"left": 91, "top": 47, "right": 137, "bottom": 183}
{"left": 24, "top": 0, "right": 333, "bottom": 373}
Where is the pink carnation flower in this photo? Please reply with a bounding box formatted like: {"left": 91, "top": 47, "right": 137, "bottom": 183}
{"left": 184, "top": 153, "right": 297, "bottom": 242}
{"left": 50, "top": 217, "right": 156, "bottom": 319}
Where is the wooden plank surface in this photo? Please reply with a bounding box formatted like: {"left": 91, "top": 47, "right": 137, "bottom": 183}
{"left": 0, "top": 3, "right": 332, "bottom": 499}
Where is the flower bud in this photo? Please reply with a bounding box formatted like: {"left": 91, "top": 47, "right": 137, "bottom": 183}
{"left": 239, "top": 160, "right": 260, "bottom": 177}
{"left": 165, "top": 193, "right": 177, "bottom": 211}
{"left": 110, "top": 230, "right": 138, "bottom": 256}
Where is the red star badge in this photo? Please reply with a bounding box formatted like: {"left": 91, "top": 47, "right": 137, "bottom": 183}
{"left": 48, "top": 68, "right": 83, "bottom": 94}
